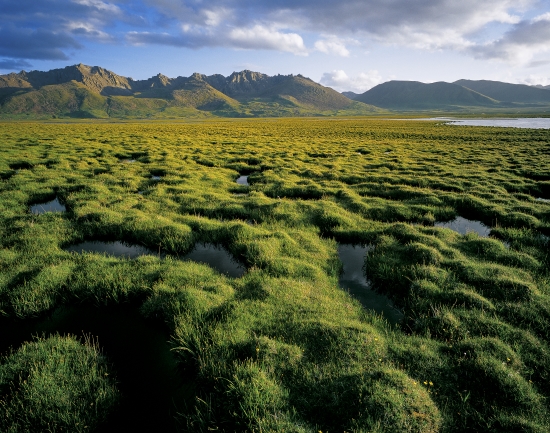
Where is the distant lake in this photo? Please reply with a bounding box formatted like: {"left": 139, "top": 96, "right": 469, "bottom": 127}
{"left": 443, "top": 118, "right": 550, "bottom": 129}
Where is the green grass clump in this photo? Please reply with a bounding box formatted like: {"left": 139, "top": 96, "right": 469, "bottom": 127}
{"left": 0, "top": 334, "right": 119, "bottom": 432}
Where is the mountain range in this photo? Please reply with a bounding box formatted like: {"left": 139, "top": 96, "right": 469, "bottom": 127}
{"left": 1, "top": 64, "right": 549, "bottom": 118}
{"left": 0, "top": 64, "right": 378, "bottom": 119}
{"left": 351, "top": 79, "right": 550, "bottom": 111}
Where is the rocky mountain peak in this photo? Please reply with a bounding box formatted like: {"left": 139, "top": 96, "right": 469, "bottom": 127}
{"left": 228, "top": 70, "right": 268, "bottom": 84}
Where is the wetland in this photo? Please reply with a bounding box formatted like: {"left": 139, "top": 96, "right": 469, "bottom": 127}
{"left": 337, "top": 244, "right": 403, "bottom": 325}
{"left": 0, "top": 118, "right": 549, "bottom": 432}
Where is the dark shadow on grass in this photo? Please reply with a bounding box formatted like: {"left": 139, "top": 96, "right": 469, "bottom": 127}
{"left": 0, "top": 303, "right": 194, "bottom": 432}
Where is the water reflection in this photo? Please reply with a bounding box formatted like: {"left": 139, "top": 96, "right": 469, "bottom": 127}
{"left": 30, "top": 197, "right": 66, "bottom": 214}
{"left": 0, "top": 304, "right": 190, "bottom": 431}
{"left": 435, "top": 216, "right": 491, "bottom": 237}
{"left": 65, "top": 241, "right": 158, "bottom": 259}
{"left": 537, "top": 197, "right": 550, "bottom": 203}
{"left": 64, "top": 241, "right": 245, "bottom": 277}
{"left": 236, "top": 175, "right": 249, "bottom": 186}
{"left": 183, "top": 243, "right": 245, "bottom": 278}
{"left": 151, "top": 175, "right": 162, "bottom": 180}
{"left": 338, "top": 244, "right": 403, "bottom": 325}
{"left": 446, "top": 118, "right": 550, "bottom": 129}
{"left": 120, "top": 159, "right": 136, "bottom": 163}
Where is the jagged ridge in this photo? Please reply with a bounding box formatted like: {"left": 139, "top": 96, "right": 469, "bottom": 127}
{"left": 0, "top": 64, "right": 379, "bottom": 118}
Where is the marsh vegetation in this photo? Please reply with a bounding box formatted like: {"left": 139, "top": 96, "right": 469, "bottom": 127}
{"left": 0, "top": 118, "right": 549, "bottom": 432}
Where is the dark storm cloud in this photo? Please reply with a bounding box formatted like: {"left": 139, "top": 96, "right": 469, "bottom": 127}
{"left": 0, "top": 26, "right": 81, "bottom": 60}
{"left": 126, "top": 31, "right": 214, "bottom": 48}
{"left": 0, "top": 59, "right": 32, "bottom": 70}
{"left": 0, "top": 0, "right": 125, "bottom": 62}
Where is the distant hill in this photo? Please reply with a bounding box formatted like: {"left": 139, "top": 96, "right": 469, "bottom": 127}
{"left": 342, "top": 91, "right": 359, "bottom": 100}
{"left": 0, "top": 64, "right": 380, "bottom": 119}
{"left": 354, "top": 81, "right": 497, "bottom": 110}
{"left": 454, "top": 79, "right": 550, "bottom": 103}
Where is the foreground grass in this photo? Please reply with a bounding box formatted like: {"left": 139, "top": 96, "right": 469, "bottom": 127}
{"left": 0, "top": 118, "right": 549, "bottom": 431}
{"left": 0, "top": 334, "right": 119, "bottom": 432}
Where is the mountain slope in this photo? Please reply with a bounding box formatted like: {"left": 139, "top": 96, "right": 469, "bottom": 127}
{"left": 0, "top": 64, "right": 380, "bottom": 118}
{"left": 0, "top": 64, "right": 133, "bottom": 96}
{"left": 454, "top": 79, "right": 550, "bottom": 103}
{"left": 204, "top": 70, "right": 359, "bottom": 110}
{"left": 169, "top": 74, "right": 240, "bottom": 111}
{"left": 0, "top": 82, "right": 107, "bottom": 117}
{"left": 355, "top": 81, "right": 498, "bottom": 110}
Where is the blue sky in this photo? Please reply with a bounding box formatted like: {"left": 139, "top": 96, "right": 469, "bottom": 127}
{"left": 1, "top": 0, "right": 550, "bottom": 92}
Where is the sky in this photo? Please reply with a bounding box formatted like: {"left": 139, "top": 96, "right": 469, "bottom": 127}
{"left": 1, "top": 0, "right": 550, "bottom": 93}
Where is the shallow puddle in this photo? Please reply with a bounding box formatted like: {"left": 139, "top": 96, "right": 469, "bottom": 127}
{"left": 30, "top": 197, "right": 66, "bottom": 214}
{"left": 64, "top": 241, "right": 245, "bottom": 277}
{"left": 338, "top": 244, "right": 403, "bottom": 325}
{"left": 435, "top": 216, "right": 491, "bottom": 237}
{"left": 183, "top": 243, "right": 246, "bottom": 278}
{"left": 0, "top": 304, "right": 192, "bottom": 431}
{"left": 65, "top": 241, "right": 158, "bottom": 259}
{"left": 119, "top": 159, "right": 136, "bottom": 163}
{"left": 236, "top": 175, "right": 249, "bottom": 186}
{"left": 537, "top": 197, "right": 550, "bottom": 203}
{"left": 151, "top": 175, "right": 162, "bottom": 180}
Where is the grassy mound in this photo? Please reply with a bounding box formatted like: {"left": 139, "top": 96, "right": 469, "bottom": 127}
{"left": 0, "top": 335, "right": 119, "bottom": 432}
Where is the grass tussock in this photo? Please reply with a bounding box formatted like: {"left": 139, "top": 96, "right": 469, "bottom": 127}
{"left": 0, "top": 334, "right": 119, "bottom": 433}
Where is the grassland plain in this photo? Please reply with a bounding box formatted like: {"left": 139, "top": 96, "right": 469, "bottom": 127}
{"left": 0, "top": 118, "right": 549, "bottom": 432}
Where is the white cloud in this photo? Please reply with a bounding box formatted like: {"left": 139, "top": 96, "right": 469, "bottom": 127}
{"left": 72, "top": 0, "right": 120, "bottom": 14}
{"left": 533, "top": 12, "right": 550, "bottom": 23}
{"left": 128, "top": 24, "right": 308, "bottom": 55}
{"left": 314, "top": 37, "right": 350, "bottom": 56}
{"left": 228, "top": 25, "right": 307, "bottom": 54}
{"left": 320, "top": 69, "right": 383, "bottom": 93}
{"left": 66, "top": 21, "right": 114, "bottom": 42}
{"left": 518, "top": 74, "right": 550, "bottom": 86}
{"left": 380, "top": 27, "right": 474, "bottom": 51}
{"left": 469, "top": 14, "right": 550, "bottom": 64}
{"left": 202, "top": 8, "right": 233, "bottom": 27}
